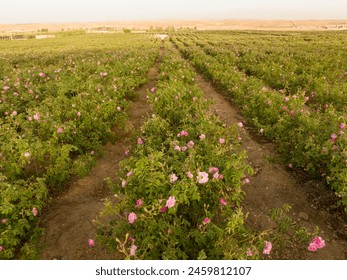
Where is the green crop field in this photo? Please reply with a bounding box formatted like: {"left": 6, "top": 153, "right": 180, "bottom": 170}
{"left": 0, "top": 31, "right": 346, "bottom": 260}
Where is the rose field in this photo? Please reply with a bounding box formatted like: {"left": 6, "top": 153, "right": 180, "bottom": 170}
{"left": 0, "top": 30, "right": 346, "bottom": 260}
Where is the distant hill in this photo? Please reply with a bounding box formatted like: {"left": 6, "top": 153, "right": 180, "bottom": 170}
{"left": 1, "top": 19, "right": 347, "bottom": 33}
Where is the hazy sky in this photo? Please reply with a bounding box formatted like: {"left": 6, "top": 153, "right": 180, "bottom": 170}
{"left": 1, "top": 0, "right": 347, "bottom": 24}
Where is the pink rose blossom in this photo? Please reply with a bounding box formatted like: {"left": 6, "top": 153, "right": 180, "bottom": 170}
{"left": 181, "top": 146, "right": 187, "bottom": 152}
{"left": 0, "top": 246, "right": 2, "bottom": 252}
{"left": 284, "top": 96, "right": 290, "bottom": 102}
{"left": 32, "top": 208, "right": 38, "bottom": 216}
{"left": 88, "top": 239, "right": 95, "bottom": 247}
{"left": 244, "top": 178, "right": 250, "bottom": 184}
{"left": 128, "top": 212, "right": 137, "bottom": 224}
{"left": 263, "top": 241, "right": 272, "bottom": 254}
{"left": 121, "top": 180, "right": 126, "bottom": 188}
{"left": 137, "top": 138, "right": 143, "bottom": 145}
{"left": 186, "top": 171, "right": 193, "bottom": 178}
{"left": 160, "top": 206, "right": 167, "bottom": 213}
{"left": 246, "top": 249, "right": 254, "bottom": 256}
{"left": 24, "top": 152, "right": 31, "bottom": 158}
{"left": 170, "top": 174, "right": 178, "bottom": 183}
{"left": 130, "top": 245, "right": 137, "bottom": 256}
{"left": 127, "top": 171, "right": 133, "bottom": 177}
{"left": 125, "top": 150, "right": 129, "bottom": 156}
{"left": 331, "top": 134, "right": 337, "bottom": 140}
{"left": 187, "top": 141, "right": 194, "bottom": 148}
{"left": 203, "top": 217, "right": 211, "bottom": 224}
{"left": 308, "top": 243, "right": 318, "bottom": 252}
{"left": 209, "top": 167, "right": 219, "bottom": 174}
{"left": 135, "top": 199, "right": 142, "bottom": 207}
{"left": 340, "top": 123, "right": 346, "bottom": 129}
{"left": 199, "top": 134, "right": 206, "bottom": 140}
{"left": 116, "top": 106, "right": 121, "bottom": 112}
{"left": 282, "top": 106, "right": 287, "bottom": 111}
{"left": 57, "top": 127, "right": 63, "bottom": 133}
{"left": 33, "top": 113, "right": 40, "bottom": 120}
{"left": 237, "top": 122, "right": 243, "bottom": 128}
{"left": 77, "top": 111, "right": 81, "bottom": 117}
{"left": 213, "top": 172, "right": 220, "bottom": 179}
{"left": 308, "top": 236, "right": 325, "bottom": 251}
{"left": 219, "top": 138, "right": 225, "bottom": 144}
{"left": 128, "top": 236, "right": 135, "bottom": 242}
{"left": 290, "top": 110, "right": 294, "bottom": 117}
{"left": 197, "top": 171, "right": 209, "bottom": 184}
{"left": 174, "top": 145, "right": 181, "bottom": 151}
{"left": 179, "top": 130, "right": 189, "bottom": 137}
{"left": 12, "top": 111, "right": 17, "bottom": 116}
{"left": 165, "top": 196, "right": 176, "bottom": 208}
{"left": 1, "top": 219, "right": 6, "bottom": 224}
{"left": 220, "top": 198, "right": 227, "bottom": 206}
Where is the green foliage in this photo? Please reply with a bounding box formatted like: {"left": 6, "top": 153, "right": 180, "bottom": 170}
{"left": 0, "top": 33, "right": 161, "bottom": 259}
{"left": 100, "top": 42, "right": 266, "bottom": 260}
{"left": 172, "top": 31, "right": 347, "bottom": 210}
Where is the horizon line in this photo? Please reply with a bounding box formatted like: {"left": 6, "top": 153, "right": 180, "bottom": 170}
{"left": 1, "top": 18, "right": 347, "bottom": 26}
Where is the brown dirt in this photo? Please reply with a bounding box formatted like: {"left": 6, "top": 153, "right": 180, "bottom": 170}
{"left": 197, "top": 75, "right": 347, "bottom": 259}
{"left": 38, "top": 47, "right": 163, "bottom": 260}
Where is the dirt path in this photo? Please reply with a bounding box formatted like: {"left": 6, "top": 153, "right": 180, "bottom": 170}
{"left": 197, "top": 75, "right": 347, "bottom": 260}
{"left": 39, "top": 47, "right": 163, "bottom": 260}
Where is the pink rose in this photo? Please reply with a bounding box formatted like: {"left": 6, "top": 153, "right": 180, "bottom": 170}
{"left": 32, "top": 207, "right": 38, "bottom": 216}
{"left": 130, "top": 245, "right": 137, "bottom": 256}
{"left": 128, "top": 212, "right": 137, "bottom": 224}
{"left": 263, "top": 241, "right": 272, "bottom": 254}
{"left": 165, "top": 196, "right": 176, "bottom": 208}
{"left": 220, "top": 198, "right": 227, "bottom": 206}
{"left": 88, "top": 239, "right": 95, "bottom": 247}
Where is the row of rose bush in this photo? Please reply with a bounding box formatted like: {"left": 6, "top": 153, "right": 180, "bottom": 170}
{"left": 0, "top": 34, "right": 160, "bottom": 259}
{"left": 172, "top": 35, "right": 347, "bottom": 211}
{"left": 187, "top": 31, "right": 347, "bottom": 111}
{"left": 99, "top": 41, "right": 319, "bottom": 259}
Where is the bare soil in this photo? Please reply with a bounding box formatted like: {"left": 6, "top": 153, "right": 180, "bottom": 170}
{"left": 39, "top": 48, "right": 162, "bottom": 260}
{"left": 197, "top": 75, "right": 347, "bottom": 259}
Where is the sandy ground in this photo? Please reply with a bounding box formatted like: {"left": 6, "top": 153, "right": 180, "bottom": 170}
{"left": 1, "top": 19, "right": 347, "bottom": 34}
